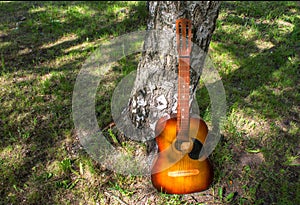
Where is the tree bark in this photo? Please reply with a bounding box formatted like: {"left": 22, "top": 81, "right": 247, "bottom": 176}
{"left": 116, "top": 1, "right": 221, "bottom": 144}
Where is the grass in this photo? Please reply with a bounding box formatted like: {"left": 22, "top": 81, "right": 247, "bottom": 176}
{"left": 0, "top": 1, "right": 299, "bottom": 204}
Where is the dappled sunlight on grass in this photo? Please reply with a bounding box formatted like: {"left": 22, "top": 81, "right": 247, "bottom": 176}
{"left": 253, "top": 39, "right": 274, "bottom": 51}
{"left": 0, "top": 2, "right": 149, "bottom": 204}
{"left": 0, "top": 41, "right": 11, "bottom": 49}
{"left": 0, "top": 1, "right": 299, "bottom": 204}
{"left": 28, "top": 5, "right": 46, "bottom": 13}
{"left": 0, "top": 144, "right": 26, "bottom": 167}
{"left": 39, "top": 51, "right": 86, "bottom": 70}
{"left": 209, "top": 43, "right": 241, "bottom": 75}
{"left": 207, "top": 1, "right": 300, "bottom": 204}
{"left": 39, "top": 33, "right": 78, "bottom": 49}
{"left": 63, "top": 40, "right": 99, "bottom": 53}
{"left": 228, "top": 106, "right": 270, "bottom": 139}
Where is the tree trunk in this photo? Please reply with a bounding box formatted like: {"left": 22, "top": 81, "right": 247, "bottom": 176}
{"left": 116, "top": 1, "right": 221, "bottom": 145}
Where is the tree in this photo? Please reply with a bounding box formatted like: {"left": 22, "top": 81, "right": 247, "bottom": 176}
{"left": 72, "top": 1, "right": 223, "bottom": 176}
{"left": 116, "top": 1, "right": 221, "bottom": 146}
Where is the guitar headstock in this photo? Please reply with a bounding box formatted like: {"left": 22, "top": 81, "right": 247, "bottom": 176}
{"left": 176, "top": 18, "right": 192, "bottom": 57}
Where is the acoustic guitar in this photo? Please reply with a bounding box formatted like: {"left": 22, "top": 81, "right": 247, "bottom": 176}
{"left": 151, "top": 18, "right": 213, "bottom": 194}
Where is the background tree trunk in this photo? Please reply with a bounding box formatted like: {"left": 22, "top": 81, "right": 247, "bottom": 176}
{"left": 117, "top": 1, "right": 221, "bottom": 145}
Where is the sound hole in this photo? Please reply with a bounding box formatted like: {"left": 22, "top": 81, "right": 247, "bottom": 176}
{"left": 174, "top": 140, "right": 191, "bottom": 152}
{"left": 188, "top": 138, "right": 203, "bottom": 160}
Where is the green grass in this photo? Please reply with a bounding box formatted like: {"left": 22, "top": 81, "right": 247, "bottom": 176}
{"left": 0, "top": 1, "right": 299, "bottom": 204}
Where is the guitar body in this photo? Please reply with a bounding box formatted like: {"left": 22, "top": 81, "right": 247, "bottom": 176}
{"left": 151, "top": 116, "right": 213, "bottom": 194}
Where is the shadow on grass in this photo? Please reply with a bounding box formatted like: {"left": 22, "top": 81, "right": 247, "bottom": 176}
{"left": 0, "top": 1, "right": 147, "bottom": 204}
{"left": 208, "top": 1, "right": 299, "bottom": 204}
{"left": 0, "top": 1, "right": 299, "bottom": 204}
{"left": 0, "top": 1, "right": 147, "bottom": 74}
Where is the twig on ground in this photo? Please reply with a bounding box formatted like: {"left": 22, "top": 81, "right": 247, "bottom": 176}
{"left": 104, "top": 191, "right": 128, "bottom": 205}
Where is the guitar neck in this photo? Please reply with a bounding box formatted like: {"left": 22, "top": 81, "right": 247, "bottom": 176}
{"left": 176, "top": 56, "right": 190, "bottom": 141}
{"left": 176, "top": 18, "right": 192, "bottom": 142}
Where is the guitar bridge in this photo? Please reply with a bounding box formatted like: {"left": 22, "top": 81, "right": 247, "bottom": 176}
{"left": 168, "top": 169, "right": 200, "bottom": 177}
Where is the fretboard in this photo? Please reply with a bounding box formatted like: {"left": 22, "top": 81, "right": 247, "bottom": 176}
{"left": 176, "top": 18, "right": 192, "bottom": 142}
{"left": 176, "top": 56, "right": 190, "bottom": 141}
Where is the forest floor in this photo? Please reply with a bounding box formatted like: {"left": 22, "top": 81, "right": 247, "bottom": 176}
{"left": 0, "top": 1, "right": 299, "bottom": 204}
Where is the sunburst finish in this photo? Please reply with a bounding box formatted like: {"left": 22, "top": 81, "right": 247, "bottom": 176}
{"left": 151, "top": 117, "right": 213, "bottom": 194}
